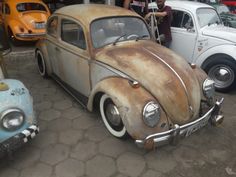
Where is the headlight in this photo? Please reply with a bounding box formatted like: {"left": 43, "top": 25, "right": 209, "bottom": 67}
{"left": 1, "top": 109, "right": 24, "bottom": 130}
{"left": 203, "top": 78, "right": 215, "bottom": 99}
{"left": 143, "top": 101, "right": 161, "bottom": 127}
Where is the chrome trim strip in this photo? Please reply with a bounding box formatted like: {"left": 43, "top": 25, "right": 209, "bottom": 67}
{"left": 16, "top": 33, "right": 45, "bottom": 38}
{"left": 91, "top": 60, "right": 131, "bottom": 79}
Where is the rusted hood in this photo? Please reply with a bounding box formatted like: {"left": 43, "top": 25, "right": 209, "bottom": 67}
{"left": 95, "top": 40, "right": 201, "bottom": 124}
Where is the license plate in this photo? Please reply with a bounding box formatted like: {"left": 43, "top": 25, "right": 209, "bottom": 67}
{"left": 185, "top": 115, "right": 210, "bottom": 137}
{"left": 35, "top": 23, "right": 45, "bottom": 29}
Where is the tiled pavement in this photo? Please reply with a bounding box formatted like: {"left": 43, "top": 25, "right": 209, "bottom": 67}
{"left": 0, "top": 48, "right": 236, "bottom": 177}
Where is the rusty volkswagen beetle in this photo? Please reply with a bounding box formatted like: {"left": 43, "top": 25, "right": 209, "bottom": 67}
{"left": 35, "top": 4, "right": 224, "bottom": 149}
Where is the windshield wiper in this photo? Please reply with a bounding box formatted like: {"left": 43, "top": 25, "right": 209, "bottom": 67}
{"left": 135, "top": 35, "right": 149, "bottom": 41}
{"left": 113, "top": 34, "right": 126, "bottom": 45}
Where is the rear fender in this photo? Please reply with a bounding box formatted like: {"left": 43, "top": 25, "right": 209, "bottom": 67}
{"left": 7, "top": 20, "right": 25, "bottom": 36}
{"left": 87, "top": 77, "right": 170, "bottom": 140}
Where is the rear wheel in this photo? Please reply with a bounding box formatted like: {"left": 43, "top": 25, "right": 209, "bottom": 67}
{"left": 99, "top": 94, "right": 128, "bottom": 138}
{"left": 36, "top": 50, "right": 48, "bottom": 78}
{"left": 204, "top": 56, "right": 236, "bottom": 92}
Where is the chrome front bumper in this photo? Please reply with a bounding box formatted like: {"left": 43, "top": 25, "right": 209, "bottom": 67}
{"left": 135, "top": 98, "right": 224, "bottom": 148}
{"left": 16, "top": 33, "right": 45, "bottom": 38}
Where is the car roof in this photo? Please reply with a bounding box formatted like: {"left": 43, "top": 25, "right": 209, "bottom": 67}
{"left": 165, "top": 0, "right": 214, "bottom": 11}
{"left": 54, "top": 4, "right": 140, "bottom": 24}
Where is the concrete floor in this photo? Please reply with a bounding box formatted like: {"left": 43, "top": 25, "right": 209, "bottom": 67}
{"left": 0, "top": 46, "right": 235, "bottom": 177}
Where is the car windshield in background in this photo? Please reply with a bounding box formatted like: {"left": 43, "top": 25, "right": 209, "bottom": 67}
{"left": 17, "top": 3, "right": 47, "bottom": 12}
{"left": 216, "top": 5, "right": 230, "bottom": 14}
{"left": 91, "top": 17, "right": 150, "bottom": 48}
{"left": 197, "top": 8, "right": 222, "bottom": 27}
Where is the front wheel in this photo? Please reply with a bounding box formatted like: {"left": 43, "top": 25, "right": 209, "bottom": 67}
{"left": 205, "top": 58, "right": 236, "bottom": 92}
{"left": 99, "top": 94, "right": 128, "bottom": 138}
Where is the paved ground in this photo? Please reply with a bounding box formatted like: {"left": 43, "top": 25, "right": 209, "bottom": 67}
{"left": 0, "top": 46, "right": 236, "bottom": 177}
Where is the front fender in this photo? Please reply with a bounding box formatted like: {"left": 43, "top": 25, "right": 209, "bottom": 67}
{"left": 87, "top": 77, "right": 170, "bottom": 141}
{"left": 195, "top": 44, "right": 236, "bottom": 67}
{"left": 35, "top": 39, "right": 52, "bottom": 75}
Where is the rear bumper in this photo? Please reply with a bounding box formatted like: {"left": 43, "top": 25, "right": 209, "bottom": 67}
{"left": 0, "top": 125, "right": 39, "bottom": 158}
{"left": 135, "top": 98, "right": 224, "bottom": 149}
{"left": 15, "top": 33, "right": 45, "bottom": 38}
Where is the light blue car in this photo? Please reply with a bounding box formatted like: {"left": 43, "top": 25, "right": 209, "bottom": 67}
{"left": 0, "top": 25, "right": 39, "bottom": 158}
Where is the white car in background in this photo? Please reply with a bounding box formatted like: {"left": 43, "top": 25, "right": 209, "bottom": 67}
{"left": 149, "top": 1, "right": 236, "bottom": 92}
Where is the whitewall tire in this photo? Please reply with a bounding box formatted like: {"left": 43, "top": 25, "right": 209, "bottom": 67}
{"left": 100, "top": 94, "right": 128, "bottom": 138}
{"left": 36, "top": 50, "right": 48, "bottom": 78}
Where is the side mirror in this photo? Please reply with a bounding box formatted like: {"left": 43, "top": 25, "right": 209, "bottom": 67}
{"left": 0, "top": 24, "right": 11, "bottom": 55}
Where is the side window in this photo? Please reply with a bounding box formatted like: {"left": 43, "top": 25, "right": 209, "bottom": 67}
{"left": 47, "top": 17, "right": 58, "bottom": 37}
{"left": 4, "top": 4, "right": 10, "bottom": 14}
{"left": 171, "top": 10, "right": 193, "bottom": 29}
{"left": 61, "top": 19, "right": 86, "bottom": 50}
{"left": 171, "top": 10, "right": 184, "bottom": 27}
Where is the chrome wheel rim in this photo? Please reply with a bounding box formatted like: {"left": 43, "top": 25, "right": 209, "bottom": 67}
{"left": 208, "top": 64, "right": 234, "bottom": 89}
{"left": 105, "top": 103, "right": 121, "bottom": 126}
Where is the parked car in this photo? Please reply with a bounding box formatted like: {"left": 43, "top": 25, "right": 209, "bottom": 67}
{"left": 221, "top": 0, "right": 236, "bottom": 14}
{"left": 149, "top": 1, "right": 236, "bottom": 92}
{"left": 0, "top": 25, "right": 39, "bottom": 158}
{"left": 209, "top": 2, "right": 236, "bottom": 28}
{"left": 35, "top": 4, "right": 224, "bottom": 149}
{"left": 0, "top": 0, "right": 50, "bottom": 44}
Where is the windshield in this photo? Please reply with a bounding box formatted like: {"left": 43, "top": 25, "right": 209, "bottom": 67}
{"left": 17, "top": 3, "right": 47, "bottom": 12}
{"left": 197, "top": 8, "right": 222, "bottom": 27}
{"left": 216, "top": 5, "right": 230, "bottom": 14}
{"left": 91, "top": 17, "right": 150, "bottom": 48}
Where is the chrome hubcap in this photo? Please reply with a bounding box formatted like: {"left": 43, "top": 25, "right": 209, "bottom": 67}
{"left": 105, "top": 104, "right": 121, "bottom": 126}
{"left": 208, "top": 65, "right": 234, "bottom": 89}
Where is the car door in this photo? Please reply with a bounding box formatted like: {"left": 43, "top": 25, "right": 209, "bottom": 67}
{"left": 170, "top": 9, "right": 197, "bottom": 63}
{"left": 46, "top": 16, "right": 62, "bottom": 77}
{"left": 57, "top": 18, "right": 91, "bottom": 97}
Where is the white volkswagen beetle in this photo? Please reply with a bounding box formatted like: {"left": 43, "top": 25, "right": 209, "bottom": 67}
{"left": 149, "top": 1, "right": 236, "bottom": 92}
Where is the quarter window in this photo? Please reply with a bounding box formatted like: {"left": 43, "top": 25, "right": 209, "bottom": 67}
{"left": 61, "top": 19, "right": 86, "bottom": 50}
{"left": 47, "top": 17, "right": 58, "bottom": 37}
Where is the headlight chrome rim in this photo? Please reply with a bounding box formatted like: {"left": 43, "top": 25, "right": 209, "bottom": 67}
{"left": 203, "top": 78, "right": 215, "bottom": 99}
{"left": 0, "top": 108, "right": 25, "bottom": 131}
{"left": 143, "top": 101, "right": 161, "bottom": 128}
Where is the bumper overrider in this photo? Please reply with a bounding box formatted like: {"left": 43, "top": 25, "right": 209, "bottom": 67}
{"left": 0, "top": 125, "right": 39, "bottom": 157}
{"left": 136, "top": 98, "right": 224, "bottom": 149}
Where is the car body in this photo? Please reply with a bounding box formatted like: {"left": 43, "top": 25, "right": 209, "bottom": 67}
{"left": 221, "top": 0, "right": 236, "bottom": 14}
{"left": 209, "top": 2, "right": 236, "bottom": 28}
{"left": 0, "top": 25, "right": 39, "bottom": 158}
{"left": 0, "top": 0, "right": 50, "bottom": 43}
{"left": 35, "top": 4, "right": 224, "bottom": 149}
{"left": 149, "top": 1, "right": 236, "bottom": 92}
